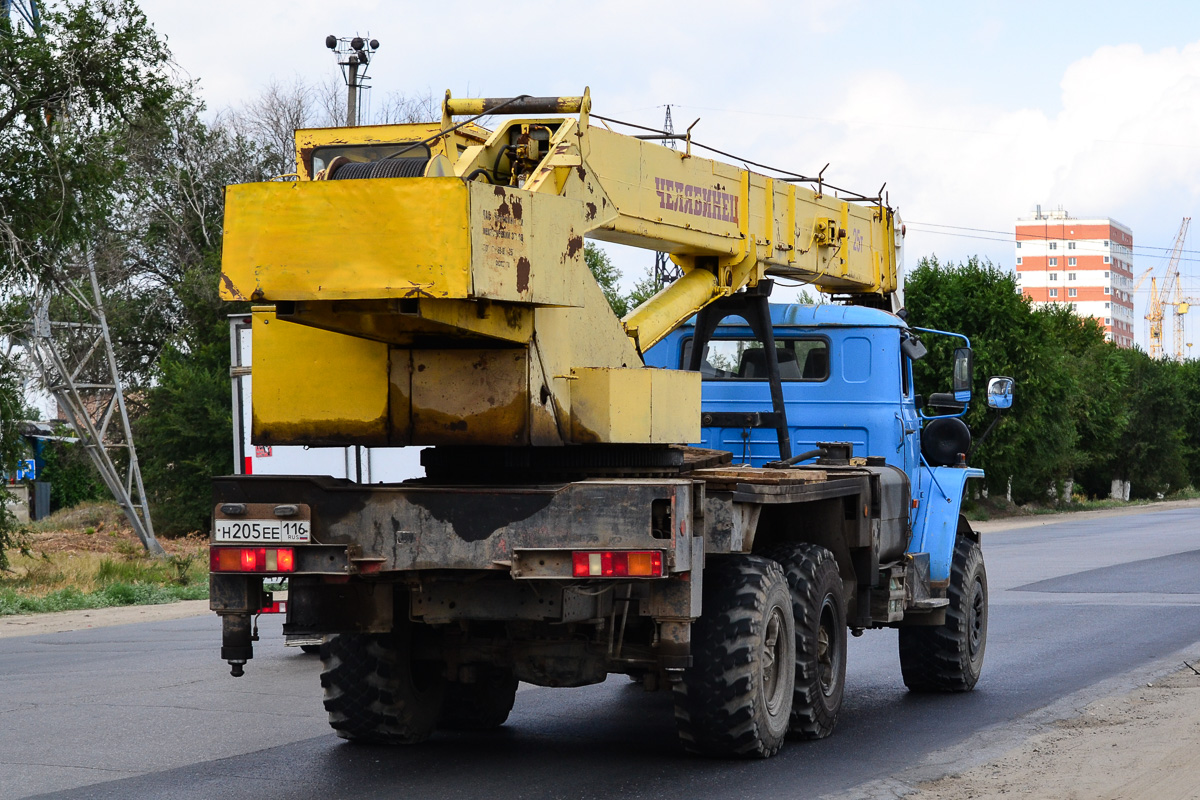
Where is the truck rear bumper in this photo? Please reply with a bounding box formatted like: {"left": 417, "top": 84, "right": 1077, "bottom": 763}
{"left": 211, "top": 474, "right": 702, "bottom": 575}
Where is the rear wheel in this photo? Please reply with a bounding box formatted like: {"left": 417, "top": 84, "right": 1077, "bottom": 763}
{"left": 673, "top": 555, "right": 795, "bottom": 758}
{"left": 899, "top": 536, "right": 988, "bottom": 692}
{"left": 439, "top": 668, "right": 518, "bottom": 730}
{"left": 766, "top": 542, "right": 847, "bottom": 739}
{"left": 320, "top": 627, "right": 445, "bottom": 743}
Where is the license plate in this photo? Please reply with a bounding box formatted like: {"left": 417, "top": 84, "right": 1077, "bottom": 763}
{"left": 213, "top": 519, "right": 311, "bottom": 543}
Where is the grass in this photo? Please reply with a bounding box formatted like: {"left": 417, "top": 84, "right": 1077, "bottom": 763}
{"left": 1, "top": 502, "right": 210, "bottom": 616}
{"left": 0, "top": 582, "right": 208, "bottom": 616}
{"left": 963, "top": 486, "right": 1200, "bottom": 521}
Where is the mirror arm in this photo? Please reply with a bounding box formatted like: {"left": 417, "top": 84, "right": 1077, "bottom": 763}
{"left": 967, "top": 409, "right": 1005, "bottom": 461}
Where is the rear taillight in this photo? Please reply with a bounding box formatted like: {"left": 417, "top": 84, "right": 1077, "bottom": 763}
{"left": 572, "top": 550, "right": 663, "bottom": 578}
{"left": 210, "top": 547, "right": 295, "bottom": 574}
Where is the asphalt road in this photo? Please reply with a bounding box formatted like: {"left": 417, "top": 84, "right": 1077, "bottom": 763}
{"left": 4, "top": 505, "right": 1200, "bottom": 800}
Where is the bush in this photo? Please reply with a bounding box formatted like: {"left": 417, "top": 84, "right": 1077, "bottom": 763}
{"left": 39, "top": 436, "right": 107, "bottom": 512}
{"left": 135, "top": 338, "right": 231, "bottom": 536}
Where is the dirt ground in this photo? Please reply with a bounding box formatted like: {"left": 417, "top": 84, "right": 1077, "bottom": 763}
{"left": 19, "top": 503, "right": 206, "bottom": 558}
{"left": 903, "top": 665, "right": 1200, "bottom": 800}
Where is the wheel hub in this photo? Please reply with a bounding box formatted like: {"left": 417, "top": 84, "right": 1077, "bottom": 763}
{"left": 763, "top": 606, "right": 786, "bottom": 714}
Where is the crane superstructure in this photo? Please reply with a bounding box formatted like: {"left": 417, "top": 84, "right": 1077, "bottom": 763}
{"left": 219, "top": 90, "right": 900, "bottom": 452}
{"left": 208, "top": 91, "right": 1002, "bottom": 760}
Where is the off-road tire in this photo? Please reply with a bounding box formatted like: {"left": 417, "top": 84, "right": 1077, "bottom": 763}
{"left": 673, "top": 555, "right": 795, "bottom": 758}
{"left": 320, "top": 630, "right": 445, "bottom": 743}
{"left": 899, "top": 536, "right": 987, "bottom": 692}
{"left": 765, "top": 542, "right": 847, "bottom": 739}
{"left": 439, "top": 668, "right": 519, "bottom": 730}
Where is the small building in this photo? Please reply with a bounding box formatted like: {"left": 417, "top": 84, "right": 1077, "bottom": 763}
{"left": 1014, "top": 207, "right": 1135, "bottom": 348}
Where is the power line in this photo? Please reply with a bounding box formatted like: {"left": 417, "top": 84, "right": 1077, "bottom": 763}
{"left": 909, "top": 220, "right": 1200, "bottom": 255}
{"left": 905, "top": 223, "right": 1200, "bottom": 265}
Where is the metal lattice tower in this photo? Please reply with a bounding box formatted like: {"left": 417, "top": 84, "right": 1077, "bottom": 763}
{"left": 653, "top": 105, "right": 683, "bottom": 290}
{"left": 1, "top": 0, "right": 41, "bottom": 30}
{"left": 27, "top": 252, "right": 162, "bottom": 555}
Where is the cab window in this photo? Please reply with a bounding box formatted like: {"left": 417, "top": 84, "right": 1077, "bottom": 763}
{"left": 681, "top": 337, "right": 829, "bottom": 381}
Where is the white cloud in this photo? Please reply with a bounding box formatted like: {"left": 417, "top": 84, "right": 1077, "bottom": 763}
{"left": 135, "top": 1, "right": 1200, "bottom": 343}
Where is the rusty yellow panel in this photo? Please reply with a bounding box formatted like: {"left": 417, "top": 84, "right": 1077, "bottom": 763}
{"left": 274, "top": 299, "right": 534, "bottom": 346}
{"left": 569, "top": 368, "right": 652, "bottom": 444}
{"left": 585, "top": 127, "right": 745, "bottom": 257}
{"left": 468, "top": 183, "right": 581, "bottom": 306}
{"left": 221, "top": 179, "right": 472, "bottom": 302}
{"left": 410, "top": 349, "right": 529, "bottom": 445}
{"left": 251, "top": 310, "right": 389, "bottom": 446}
{"left": 650, "top": 368, "right": 701, "bottom": 443}
{"left": 388, "top": 350, "right": 412, "bottom": 446}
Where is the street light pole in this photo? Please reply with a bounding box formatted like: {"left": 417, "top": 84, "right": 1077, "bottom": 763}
{"left": 326, "top": 34, "right": 379, "bottom": 128}
{"left": 346, "top": 54, "right": 359, "bottom": 126}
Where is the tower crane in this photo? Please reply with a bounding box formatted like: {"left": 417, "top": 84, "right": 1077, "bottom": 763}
{"left": 1146, "top": 217, "right": 1190, "bottom": 360}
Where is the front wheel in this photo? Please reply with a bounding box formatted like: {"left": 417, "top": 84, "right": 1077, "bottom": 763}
{"left": 673, "top": 555, "right": 795, "bottom": 758}
{"left": 899, "top": 536, "right": 988, "bottom": 692}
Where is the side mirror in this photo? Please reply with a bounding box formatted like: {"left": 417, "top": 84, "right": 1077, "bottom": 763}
{"left": 952, "top": 347, "right": 973, "bottom": 403}
{"left": 987, "top": 376, "right": 1014, "bottom": 409}
{"left": 900, "top": 332, "right": 927, "bottom": 361}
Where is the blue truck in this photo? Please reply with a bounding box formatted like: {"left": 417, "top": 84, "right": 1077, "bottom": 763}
{"left": 646, "top": 298, "right": 1012, "bottom": 698}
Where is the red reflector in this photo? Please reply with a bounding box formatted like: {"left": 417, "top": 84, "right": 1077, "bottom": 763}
{"left": 572, "top": 551, "right": 590, "bottom": 577}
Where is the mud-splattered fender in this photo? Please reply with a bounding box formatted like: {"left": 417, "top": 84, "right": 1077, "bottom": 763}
{"left": 908, "top": 466, "right": 984, "bottom": 582}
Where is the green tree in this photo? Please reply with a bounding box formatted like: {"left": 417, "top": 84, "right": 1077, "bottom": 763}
{"left": 135, "top": 339, "right": 230, "bottom": 534}
{"left": 0, "top": 353, "right": 29, "bottom": 568}
{"left": 0, "top": 0, "right": 174, "bottom": 283}
{"left": 585, "top": 243, "right": 666, "bottom": 319}
{"left": 905, "top": 256, "right": 1124, "bottom": 503}
{"left": 1180, "top": 359, "right": 1200, "bottom": 488}
{"left": 38, "top": 435, "right": 106, "bottom": 511}
{"left": 585, "top": 243, "right": 628, "bottom": 317}
{"left": 1099, "top": 350, "right": 1188, "bottom": 498}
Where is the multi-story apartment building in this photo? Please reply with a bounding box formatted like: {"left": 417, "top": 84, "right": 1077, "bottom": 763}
{"left": 1014, "top": 207, "right": 1135, "bottom": 348}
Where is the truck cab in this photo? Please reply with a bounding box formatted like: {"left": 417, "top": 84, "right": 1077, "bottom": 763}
{"left": 645, "top": 302, "right": 984, "bottom": 585}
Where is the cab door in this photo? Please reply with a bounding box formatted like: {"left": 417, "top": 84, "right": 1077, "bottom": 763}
{"left": 899, "top": 350, "right": 921, "bottom": 483}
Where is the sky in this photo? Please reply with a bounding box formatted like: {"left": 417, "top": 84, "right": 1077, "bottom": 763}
{"left": 137, "top": 0, "right": 1200, "bottom": 350}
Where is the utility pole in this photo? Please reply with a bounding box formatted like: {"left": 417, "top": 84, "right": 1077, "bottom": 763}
{"left": 326, "top": 34, "right": 379, "bottom": 126}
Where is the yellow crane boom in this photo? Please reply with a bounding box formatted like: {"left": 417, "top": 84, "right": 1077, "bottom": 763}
{"left": 218, "top": 90, "right": 902, "bottom": 449}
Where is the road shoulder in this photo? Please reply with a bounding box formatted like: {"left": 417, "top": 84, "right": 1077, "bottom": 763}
{"left": 971, "top": 497, "right": 1200, "bottom": 534}
{"left": 0, "top": 599, "right": 210, "bottom": 638}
